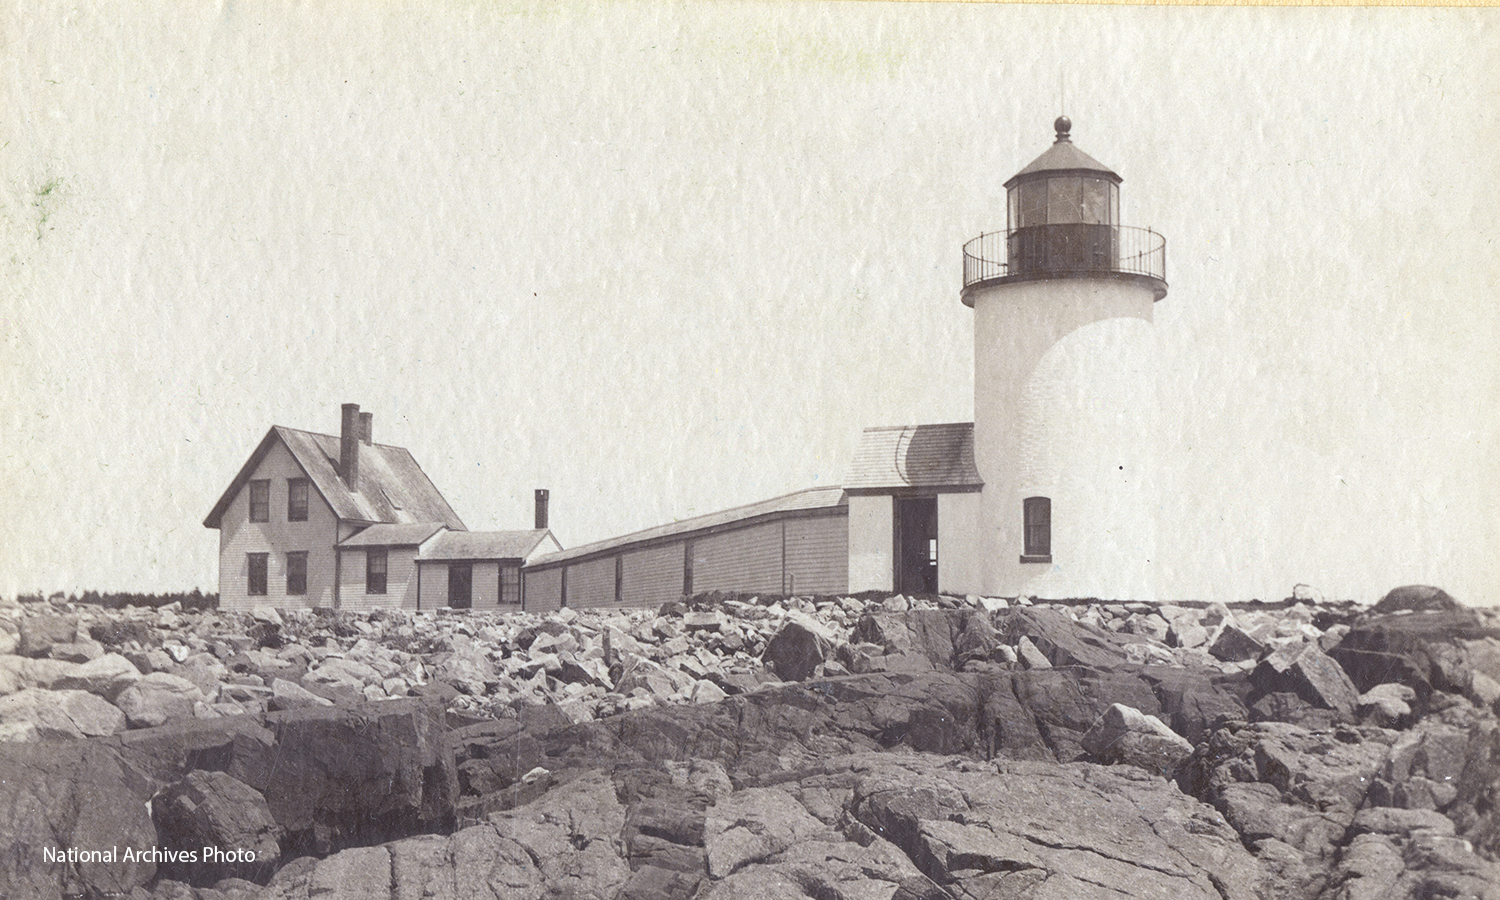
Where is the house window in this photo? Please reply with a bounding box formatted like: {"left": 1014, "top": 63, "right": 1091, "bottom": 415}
{"left": 247, "top": 553, "right": 268, "bottom": 596}
{"left": 1022, "top": 497, "right": 1051, "bottom": 563}
{"left": 248, "top": 480, "right": 269, "bottom": 523}
{"left": 286, "top": 551, "right": 308, "bottom": 595}
{"left": 366, "top": 548, "right": 387, "bottom": 595}
{"left": 499, "top": 565, "right": 520, "bottom": 604}
{"left": 288, "top": 478, "right": 309, "bottom": 522}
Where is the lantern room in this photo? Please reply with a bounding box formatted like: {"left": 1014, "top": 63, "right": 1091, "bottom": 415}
{"left": 961, "top": 117, "right": 1166, "bottom": 304}
{"left": 1005, "top": 117, "right": 1120, "bottom": 233}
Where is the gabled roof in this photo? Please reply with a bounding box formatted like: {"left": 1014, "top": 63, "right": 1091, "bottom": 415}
{"left": 204, "top": 426, "right": 466, "bottom": 530}
{"left": 418, "top": 529, "right": 556, "bottom": 561}
{"left": 529, "top": 486, "right": 847, "bottom": 567}
{"left": 843, "top": 423, "right": 983, "bottom": 491}
{"left": 338, "top": 522, "right": 449, "bottom": 548}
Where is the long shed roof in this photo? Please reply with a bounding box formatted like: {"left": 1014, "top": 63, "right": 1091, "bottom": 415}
{"left": 529, "top": 486, "right": 847, "bottom": 568}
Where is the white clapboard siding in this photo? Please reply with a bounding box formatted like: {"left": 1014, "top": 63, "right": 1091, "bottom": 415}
{"left": 784, "top": 515, "right": 849, "bottom": 596}
{"left": 692, "top": 522, "right": 783, "bottom": 595}
{"left": 622, "top": 543, "right": 685, "bottom": 607}
{"left": 218, "top": 441, "right": 338, "bottom": 611}
{"left": 524, "top": 566, "right": 564, "bottom": 613}
{"left": 566, "top": 556, "right": 617, "bottom": 609}
{"left": 337, "top": 546, "right": 420, "bottom": 612}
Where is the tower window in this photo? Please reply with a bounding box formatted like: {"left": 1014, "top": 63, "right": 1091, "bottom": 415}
{"left": 1021, "top": 497, "right": 1051, "bottom": 564}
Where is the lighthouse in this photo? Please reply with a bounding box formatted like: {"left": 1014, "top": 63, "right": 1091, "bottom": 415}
{"left": 963, "top": 117, "right": 1167, "bottom": 600}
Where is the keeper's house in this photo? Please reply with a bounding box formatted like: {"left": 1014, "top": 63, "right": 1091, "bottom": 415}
{"left": 204, "top": 403, "right": 557, "bottom": 612}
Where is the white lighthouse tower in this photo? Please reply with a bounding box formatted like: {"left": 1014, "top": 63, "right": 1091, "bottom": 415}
{"left": 963, "top": 117, "right": 1167, "bottom": 600}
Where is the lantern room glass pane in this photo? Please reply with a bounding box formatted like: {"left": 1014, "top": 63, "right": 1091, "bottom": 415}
{"left": 1018, "top": 180, "right": 1047, "bottom": 228}
{"left": 1008, "top": 188, "right": 1019, "bottom": 232}
{"left": 1110, "top": 183, "right": 1119, "bottom": 227}
{"left": 1047, "top": 177, "right": 1083, "bottom": 223}
{"left": 1080, "top": 177, "right": 1111, "bottom": 224}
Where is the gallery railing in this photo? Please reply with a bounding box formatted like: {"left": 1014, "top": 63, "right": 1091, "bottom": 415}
{"left": 962, "top": 224, "right": 1166, "bottom": 289}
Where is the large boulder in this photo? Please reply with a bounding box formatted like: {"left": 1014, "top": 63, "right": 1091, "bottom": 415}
{"left": 1252, "top": 640, "right": 1360, "bottom": 719}
{"left": 47, "top": 639, "right": 104, "bottom": 662}
{"left": 152, "top": 770, "right": 282, "bottom": 884}
{"left": 1371, "top": 585, "right": 1462, "bottom": 614}
{"left": 223, "top": 698, "right": 458, "bottom": 853}
{"left": 761, "top": 616, "right": 835, "bottom": 682}
{"left": 52, "top": 652, "right": 142, "bottom": 700}
{"left": 1332, "top": 609, "right": 1500, "bottom": 722}
{"left": 113, "top": 671, "right": 204, "bottom": 727}
{"left": 1002, "top": 607, "right": 1144, "bottom": 669}
{"left": 17, "top": 613, "right": 79, "bottom": 657}
{"left": 1179, "top": 720, "right": 1396, "bottom": 861}
{"left": 1007, "top": 666, "right": 1164, "bottom": 762}
{"left": 1139, "top": 665, "right": 1250, "bottom": 743}
{"left": 0, "top": 687, "right": 127, "bottom": 740}
{"left": 430, "top": 647, "right": 496, "bottom": 696}
{"left": 851, "top": 609, "right": 973, "bottom": 668}
{"left": 0, "top": 741, "right": 159, "bottom": 899}
{"left": 615, "top": 655, "right": 691, "bottom": 700}
{"left": 304, "top": 655, "right": 385, "bottom": 691}
{"left": 488, "top": 771, "right": 632, "bottom": 897}
{"left": 1211, "top": 624, "right": 1267, "bottom": 663}
{"left": 269, "top": 677, "right": 333, "bottom": 710}
{"left": 1357, "top": 683, "right": 1417, "bottom": 728}
{"left": 850, "top": 755, "right": 1263, "bottom": 900}
{"left": 1081, "top": 703, "right": 1195, "bottom": 776}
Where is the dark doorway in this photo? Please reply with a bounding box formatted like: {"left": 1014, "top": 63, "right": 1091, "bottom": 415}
{"left": 896, "top": 497, "right": 938, "bottom": 594}
{"left": 448, "top": 563, "right": 473, "bottom": 609}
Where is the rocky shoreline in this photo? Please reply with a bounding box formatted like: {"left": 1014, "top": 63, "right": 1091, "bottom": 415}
{"left": 1, "top": 586, "right": 1496, "bottom": 899}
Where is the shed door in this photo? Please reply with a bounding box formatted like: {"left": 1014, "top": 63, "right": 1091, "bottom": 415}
{"left": 896, "top": 497, "right": 938, "bottom": 594}
{"left": 448, "top": 563, "right": 473, "bottom": 609}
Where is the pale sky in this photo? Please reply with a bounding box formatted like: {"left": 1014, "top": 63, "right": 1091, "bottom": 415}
{"left": 2, "top": 2, "right": 1496, "bottom": 605}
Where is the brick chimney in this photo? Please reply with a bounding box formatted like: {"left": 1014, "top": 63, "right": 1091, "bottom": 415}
{"left": 534, "top": 489, "right": 549, "bottom": 530}
{"left": 359, "top": 411, "right": 373, "bottom": 444}
{"left": 340, "top": 403, "right": 361, "bottom": 489}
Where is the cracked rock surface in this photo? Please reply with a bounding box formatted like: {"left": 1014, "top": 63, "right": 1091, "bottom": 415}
{"left": 1, "top": 584, "right": 1497, "bottom": 899}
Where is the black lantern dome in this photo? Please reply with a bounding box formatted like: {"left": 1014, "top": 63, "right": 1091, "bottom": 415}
{"left": 1003, "top": 117, "right": 1122, "bottom": 230}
